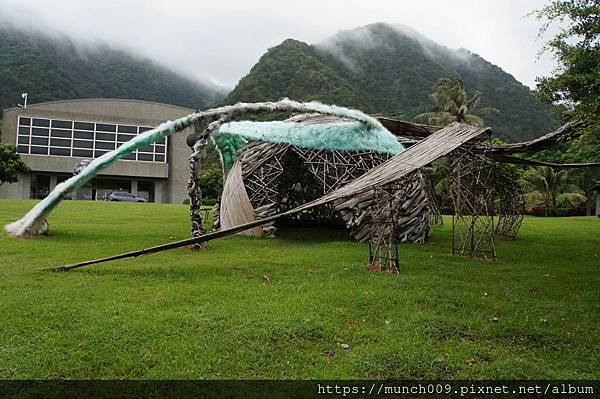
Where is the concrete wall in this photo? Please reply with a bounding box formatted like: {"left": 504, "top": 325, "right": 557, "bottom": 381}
{"left": 0, "top": 99, "right": 195, "bottom": 203}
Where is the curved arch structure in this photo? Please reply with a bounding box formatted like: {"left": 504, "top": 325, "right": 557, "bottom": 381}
{"left": 5, "top": 100, "right": 389, "bottom": 237}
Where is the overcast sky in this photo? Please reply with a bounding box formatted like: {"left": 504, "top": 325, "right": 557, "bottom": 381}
{"left": 0, "top": 0, "right": 558, "bottom": 89}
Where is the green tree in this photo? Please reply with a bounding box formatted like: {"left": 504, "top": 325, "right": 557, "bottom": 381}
{"left": 198, "top": 167, "right": 224, "bottom": 201}
{"left": 532, "top": 0, "right": 600, "bottom": 213}
{"left": 0, "top": 144, "right": 29, "bottom": 188}
{"left": 415, "top": 78, "right": 498, "bottom": 126}
{"left": 519, "top": 166, "right": 580, "bottom": 215}
{"left": 533, "top": 0, "right": 599, "bottom": 119}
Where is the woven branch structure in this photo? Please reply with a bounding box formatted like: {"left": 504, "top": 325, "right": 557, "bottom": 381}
{"left": 215, "top": 114, "right": 436, "bottom": 244}
{"left": 449, "top": 138, "right": 525, "bottom": 259}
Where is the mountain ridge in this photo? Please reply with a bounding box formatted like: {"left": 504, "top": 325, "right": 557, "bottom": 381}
{"left": 0, "top": 27, "right": 227, "bottom": 113}
{"left": 223, "top": 23, "right": 560, "bottom": 141}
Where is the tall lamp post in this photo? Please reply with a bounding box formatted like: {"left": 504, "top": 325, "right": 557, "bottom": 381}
{"left": 17, "top": 93, "right": 28, "bottom": 109}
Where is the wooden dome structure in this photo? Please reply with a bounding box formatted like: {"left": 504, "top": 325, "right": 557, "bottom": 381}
{"left": 216, "top": 114, "right": 439, "bottom": 243}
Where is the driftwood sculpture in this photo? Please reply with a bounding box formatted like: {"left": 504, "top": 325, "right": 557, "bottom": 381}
{"left": 6, "top": 95, "right": 596, "bottom": 272}
{"left": 47, "top": 122, "right": 490, "bottom": 271}
{"left": 215, "top": 114, "right": 436, "bottom": 243}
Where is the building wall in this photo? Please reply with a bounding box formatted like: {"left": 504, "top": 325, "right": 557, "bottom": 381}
{"left": 0, "top": 99, "right": 195, "bottom": 203}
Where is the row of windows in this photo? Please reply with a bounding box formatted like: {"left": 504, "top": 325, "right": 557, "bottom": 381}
{"left": 19, "top": 117, "right": 142, "bottom": 133}
{"left": 16, "top": 116, "right": 167, "bottom": 163}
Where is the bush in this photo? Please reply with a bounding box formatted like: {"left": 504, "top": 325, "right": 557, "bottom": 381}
{"left": 527, "top": 206, "right": 587, "bottom": 217}
{"left": 198, "top": 167, "right": 223, "bottom": 202}
{"left": 0, "top": 144, "right": 29, "bottom": 186}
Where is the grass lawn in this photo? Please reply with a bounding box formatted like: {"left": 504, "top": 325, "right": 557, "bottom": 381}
{"left": 0, "top": 199, "right": 599, "bottom": 379}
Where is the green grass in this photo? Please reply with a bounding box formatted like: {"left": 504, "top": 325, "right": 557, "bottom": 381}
{"left": 0, "top": 199, "right": 599, "bottom": 379}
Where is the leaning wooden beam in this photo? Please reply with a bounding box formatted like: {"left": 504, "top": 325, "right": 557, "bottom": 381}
{"left": 46, "top": 122, "right": 489, "bottom": 272}
{"left": 376, "top": 118, "right": 584, "bottom": 157}
{"left": 375, "top": 116, "right": 441, "bottom": 138}
{"left": 484, "top": 122, "right": 580, "bottom": 155}
{"left": 44, "top": 209, "right": 294, "bottom": 272}
{"left": 490, "top": 154, "right": 600, "bottom": 168}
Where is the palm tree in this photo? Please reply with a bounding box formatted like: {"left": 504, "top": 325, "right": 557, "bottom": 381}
{"left": 415, "top": 78, "right": 497, "bottom": 126}
{"left": 423, "top": 158, "right": 451, "bottom": 209}
{"left": 519, "top": 166, "right": 573, "bottom": 216}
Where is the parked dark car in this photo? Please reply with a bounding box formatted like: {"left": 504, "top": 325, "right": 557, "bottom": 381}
{"left": 107, "top": 192, "right": 147, "bottom": 203}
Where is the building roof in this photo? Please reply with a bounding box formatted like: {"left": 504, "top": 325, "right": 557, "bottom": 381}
{"left": 3, "top": 98, "right": 195, "bottom": 113}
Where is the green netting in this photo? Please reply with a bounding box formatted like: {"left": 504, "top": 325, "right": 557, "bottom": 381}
{"left": 214, "top": 120, "right": 404, "bottom": 173}
{"left": 211, "top": 133, "right": 247, "bottom": 175}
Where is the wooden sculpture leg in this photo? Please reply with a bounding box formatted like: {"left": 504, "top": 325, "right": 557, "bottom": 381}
{"left": 188, "top": 157, "right": 206, "bottom": 250}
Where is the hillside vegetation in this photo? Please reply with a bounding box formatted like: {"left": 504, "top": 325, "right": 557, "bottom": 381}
{"left": 223, "top": 23, "right": 561, "bottom": 141}
{"left": 0, "top": 28, "right": 226, "bottom": 112}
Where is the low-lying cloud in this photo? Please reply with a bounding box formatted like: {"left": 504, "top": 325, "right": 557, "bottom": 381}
{"left": 0, "top": 0, "right": 557, "bottom": 89}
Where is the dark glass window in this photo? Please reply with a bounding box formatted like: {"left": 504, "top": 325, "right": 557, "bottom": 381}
{"left": 121, "top": 153, "right": 136, "bottom": 160}
{"left": 32, "top": 118, "right": 50, "bottom": 127}
{"left": 50, "top": 147, "right": 71, "bottom": 156}
{"left": 117, "top": 134, "right": 135, "bottom": 142}
{"left": 11, "top": 119, "right": 166, "bottom": 163}
{"left": 52, "top": 120, "right": 72, "bottom": 129}
{"left": 96, "top": 132, "right": 116, "bottom": 142}
{"left": 31, "top": 128, "right": 49, "bottom": 136}
{"left": 73, "top": 149, "right": 93, "bottom": 158}
{"left": 74, "top": 131, "right": 94, "bottom": 140}
{"left": 30, "top": 146, "right": 48, "bottom": 155}
{"left": 50, "top": 138, "right": 71, "bottom": 147}
{"left": 96, "top": 123, "right": 116, "bottom": 132}
{"left": 51, "top": 129, "right": 71, "bottom": 138}
{"left": 74, "top": 121, "right": 94, "bottom": 131}
{"left": 73, "top": 140, "right": 94, "bottom": 149}
{"left": 138, "top": 153, "right": 153, "bottom": 161}
{"left": 31, "top": 137, "right": 49, "bottom": 146}
{"left": 118, "top": 125, "right": 137, "bottom": 134}
{"left": 95, "top": 141, "right": 115, "bottom": 150}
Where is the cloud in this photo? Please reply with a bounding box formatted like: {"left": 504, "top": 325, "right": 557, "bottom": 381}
{"left": 0, "top": 0, "right": 557, "bottom": 89}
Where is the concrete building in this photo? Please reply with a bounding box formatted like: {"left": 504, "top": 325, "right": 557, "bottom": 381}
{"left": 0, "top": 99, "right": 195, "bottom": 203}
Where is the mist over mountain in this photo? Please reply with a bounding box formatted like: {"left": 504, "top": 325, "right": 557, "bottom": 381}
{"left": 0, "top": 27, "right": 227, "bottom": 113}
{"left": 223, "top": 23, "right": 560, "bottom": 141}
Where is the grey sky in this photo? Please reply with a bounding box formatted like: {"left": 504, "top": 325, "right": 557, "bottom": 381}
{"left": 0, "top": 0, "right": 557, "bottom": 89}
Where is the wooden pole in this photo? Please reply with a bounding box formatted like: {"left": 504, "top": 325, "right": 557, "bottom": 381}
{"left": 44, "top": 210, "right": 290, "bottom": 272}
{"left": 188, "top": 154, "right": 205, "bottom": 250}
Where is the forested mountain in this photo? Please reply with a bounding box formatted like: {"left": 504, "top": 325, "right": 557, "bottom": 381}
{"left": 223, "top": 23, "right": 561, "bottom": 141}
{"left": 0, "top": 28, "right": 226, "bottom": 113}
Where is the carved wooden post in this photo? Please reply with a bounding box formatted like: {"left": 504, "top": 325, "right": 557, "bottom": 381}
{"left": 188, "top": 151, "right": 206, "bottom": 250}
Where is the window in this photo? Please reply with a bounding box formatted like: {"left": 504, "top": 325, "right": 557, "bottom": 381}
{"left": 31, "top": 127, "right": 49, "bottom": 136}
{"left": 118, "top": 125, "right": 137, "bottom": 134}
{"left": 32, "top": 118, "right": 50, "bottom": 127}
{"left": 74, "top": 122, "right": 94, "bottom": 131}
{"left": 16, "top": 116, "right": 166, "bottom": 163}
{"left": 96, "top": 123, "right": 116, "bottom": 132}
{"left": 52, "top": 120, "right": 72, "bottom": 129}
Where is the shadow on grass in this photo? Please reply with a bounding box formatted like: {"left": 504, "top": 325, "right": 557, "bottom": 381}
{"left": 274, "top": 226, "right": 350, "bottom": 243}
